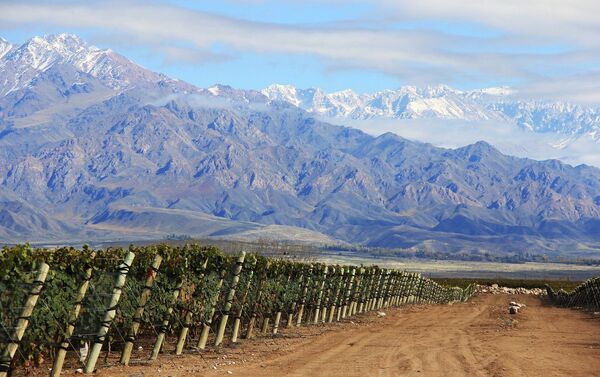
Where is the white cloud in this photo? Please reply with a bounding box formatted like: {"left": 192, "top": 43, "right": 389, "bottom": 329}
{"left": 1, "top": 0, "right": 597, "bottom": 94}
{"left": 384, "top": 0, "right": 600, "bottom": 48}
{"left": 1, "top": 1, "right": 600, "bottom": 104}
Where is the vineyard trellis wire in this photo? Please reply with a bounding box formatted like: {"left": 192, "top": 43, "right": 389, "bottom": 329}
{"left": 0, "top": 243, "right": 476, "bottom": 376}
{"left": 545, "top": 277, "right": 600, "bottom": 310}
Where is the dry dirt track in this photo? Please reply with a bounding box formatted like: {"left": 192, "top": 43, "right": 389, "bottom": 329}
{"left": 74, "top": 294, "right": 600, "bottom": 377}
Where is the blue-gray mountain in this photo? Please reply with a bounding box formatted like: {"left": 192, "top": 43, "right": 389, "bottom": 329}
{"left": 1, "top": 34, "right": 600, "bottom": 258}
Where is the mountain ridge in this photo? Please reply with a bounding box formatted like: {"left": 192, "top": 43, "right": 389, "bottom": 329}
{"left": 261, "top": 84, "right": 600, "bottom": 142}
{"left": 1, "top": 34, "right": 600, "bottom": 259}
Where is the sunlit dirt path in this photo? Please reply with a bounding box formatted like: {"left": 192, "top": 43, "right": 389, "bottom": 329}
{"left": 63, "top": 294, "right": 600, "bottom": 377}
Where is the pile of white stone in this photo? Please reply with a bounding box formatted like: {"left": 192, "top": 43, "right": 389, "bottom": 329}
{"left": 476, "top": 284, "right": 546, "bottom": 296}
{"left": 509, "top": 301, "right": 525, "bottom": 314}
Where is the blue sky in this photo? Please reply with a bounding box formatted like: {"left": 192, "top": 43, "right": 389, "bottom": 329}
{"left": 1, "top": 1, "right": 600, "bottom": 98}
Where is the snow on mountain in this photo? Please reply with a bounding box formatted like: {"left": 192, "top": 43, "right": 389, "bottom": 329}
{"left": 0, "top": 33, "right": 599, "bottom": 255}
{"left": 0, "top": 34, "right": 170, "bottom": 96}
{"left": 261, "top": 84, "right": 600, "bottom": 142}
{"left": 0, "top": 38, "right": 12, "bottom": 60}
{"left": 262, "top": 84, "right": 503, "bottom": 120}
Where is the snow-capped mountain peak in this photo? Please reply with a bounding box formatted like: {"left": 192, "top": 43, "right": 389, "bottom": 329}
{"left": 8, "top": 33, "right": 95, "bottom": 72}
{"left": 261, "top": 84, "right": 304, "bottom": 106}
{"left": 0, "top": 34, "right": 168, "bottom": 96}
{"left": 260, "top": 84, "right": 600, "bottom": 141}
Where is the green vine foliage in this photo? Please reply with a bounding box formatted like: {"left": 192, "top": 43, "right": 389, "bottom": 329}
{"left": 0, "top": 243, "right": 475, "bottom": 368}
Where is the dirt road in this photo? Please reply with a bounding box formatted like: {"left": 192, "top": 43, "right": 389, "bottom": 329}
{"left": 72, "top": 294, "right": 600, "bottom": 377}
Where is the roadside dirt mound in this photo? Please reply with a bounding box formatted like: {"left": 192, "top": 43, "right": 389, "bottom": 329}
{"left": 59, "top": 294, "right": 600, "bottom": 377}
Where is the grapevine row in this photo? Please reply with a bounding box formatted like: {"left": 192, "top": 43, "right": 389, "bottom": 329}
{"left": 0, "top": 244, "right": 476, "bottom": 375}
{"left": 545, "top": 277, "right": 600, "bottom": 310}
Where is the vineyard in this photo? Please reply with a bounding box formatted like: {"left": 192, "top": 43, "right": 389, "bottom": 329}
{"left": 0, "top": 244, "right": 475, "bottom": 376}
{"left": 546, "top": 277, "right": 600, "bottom": 310}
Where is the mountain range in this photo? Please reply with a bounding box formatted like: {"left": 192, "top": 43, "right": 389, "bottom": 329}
{"left": 1, "top": 34, "right": 600, "bottom": 259}
{"left": 261, "top": 84, "right": 600, "bottom": 141}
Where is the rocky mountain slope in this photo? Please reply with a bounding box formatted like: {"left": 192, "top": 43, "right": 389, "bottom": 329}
{"left": 1, "top": 34, "right": 600, "bottom": 258}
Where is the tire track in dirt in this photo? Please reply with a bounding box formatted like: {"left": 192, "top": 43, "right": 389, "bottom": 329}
{"left": 65, "top": 294, "right": 600, "bottom": 377}
{"left": 221, "top": 294, "right": 600, "bottom": 377}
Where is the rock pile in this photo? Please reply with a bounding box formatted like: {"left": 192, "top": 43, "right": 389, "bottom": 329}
{"left": 476, "top": 284, "right": 545, "bottom": 296}
{"left": 509, "top": 301, "right": 525, "bottom": 314}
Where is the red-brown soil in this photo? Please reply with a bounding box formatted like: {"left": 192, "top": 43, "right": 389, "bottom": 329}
{"left": 51, "top": 294, "right": 600, "bottom": 377}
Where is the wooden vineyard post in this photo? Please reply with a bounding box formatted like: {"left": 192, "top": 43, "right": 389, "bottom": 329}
{"left": 386, "top": 271, "right": 400, "bottom": 308}
{"left": 245, "top": 262, "right": 269, "bottom": 339}
{"left": 261, "top": 266, "right": 276, "bottom": 335}
{"left": 410, "top": 274, "right": 420, "bottom": 304}
{"left": 150, "top": 279, "right": 183, "bottom": 360}
{"left": 405, "top": 273, "right": 416, "bottom": 304}
{"left": 120, "top": 254, "right": 162, "bottom": 365}
{"left": 381, "top": 271, "right": 392, "bottom": 309}
{"left": 592, "top": 279, "right": 600, "bottom": 310}
{"left": 395, "top": 272, "right": 404, "bottom": 306}
{"left": 85, "top": 251, "right": 135, "bottom": 374}
{"left": 368, "top": 270, "right": 382, "bottom": 312}
{"left": 197, "top": 269, "right": 226, "bottom": 349}
{"left": 286, "top": 272, "right": 303, "bottom": 328}
{"left": 296, "top": 265, "right": 313, "bottom": 326}
{"left": 374, "top": 270, "right": 386, "bottom": 310}
{"left": 341, "top": 268, "right": 356, "bottom": 319}
{"left": 357, "top": 269, "right": 371, "bottom": 314}
{"left": 409, "top": 274, "right": 418, "bottom": 304}
{"left": 215, "top": 252, "right": 246, "bottom": 346}
{"left": 0, "top": 263, "right": 49, "bottom": 377}
{"left": 383, "top": 272, "right": 394, "bottom": 308}
{"left": 336, "top": 270, "right": 348, "bottom": 321}
{"left": 260, "top": 316, "right": 270, "bottom": 335}
{"left": 376, "top": 270, "right": 387, "bottom": 309}
{"left": 379, "top": 270, "right": 390, "bottom": 308}
{"left": 399, "top": 272, "right": 409, "bottom": 305}
{"left": 391, "top": 271, "right": 399, "bottom": 306}
{"left": 397, "top": 272, "right": 406, "bottom": 305}
{"left": 321, "top": 267, "right": 334, "bottom": 323}
{"left": 175, "top": 257, "right": 209, "bottom": 354}
{"left": 402, "top": 273, "right": 410, "bottom": 304}
{"left": 379, "top": 270, "right": 391, "bottom": 309}
{"left": 422, "top": 280, "right": 429, "bottom": 303}
{"left": 416, "top": 275, "right": 425, "bottom": 304}
{"left": 365, "top": 269, "right": 379, "bottom": 312}
{"left": 272, "top": 312, "right": 282, "bottom": 335}
{"left": 328, "top": 267, "right": 344, "bottom": 323}
{"left": 364, "top": 270, "right": 373, "bottom": 312}
{"left": 273, "top": 273, "right": 291, "bottom": 335}
{"left": 336, "top": 270, "right": 347, "bottom": 321}
{"left": 349, "top": 269, "right": 363, "bottom": 316}
{"left": 429, "top": 282, "right": 435, "bottom": 304}
{"left": 313, "top": 266, "right": 328, "bottom": 324}
{"left": 427, "top": 281, "right": 434, "bottom": 304}
{"left": 231, "top": 257, "right": 256, "bottom": 343}
{"left": 51, "top": 252, "right": 95, "bottom": 377}
{"left": 390, "top": 272, "right": 400, "bottom": 307}
{"left": 427, "top": 278, "right": 433, "bottom": 303}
